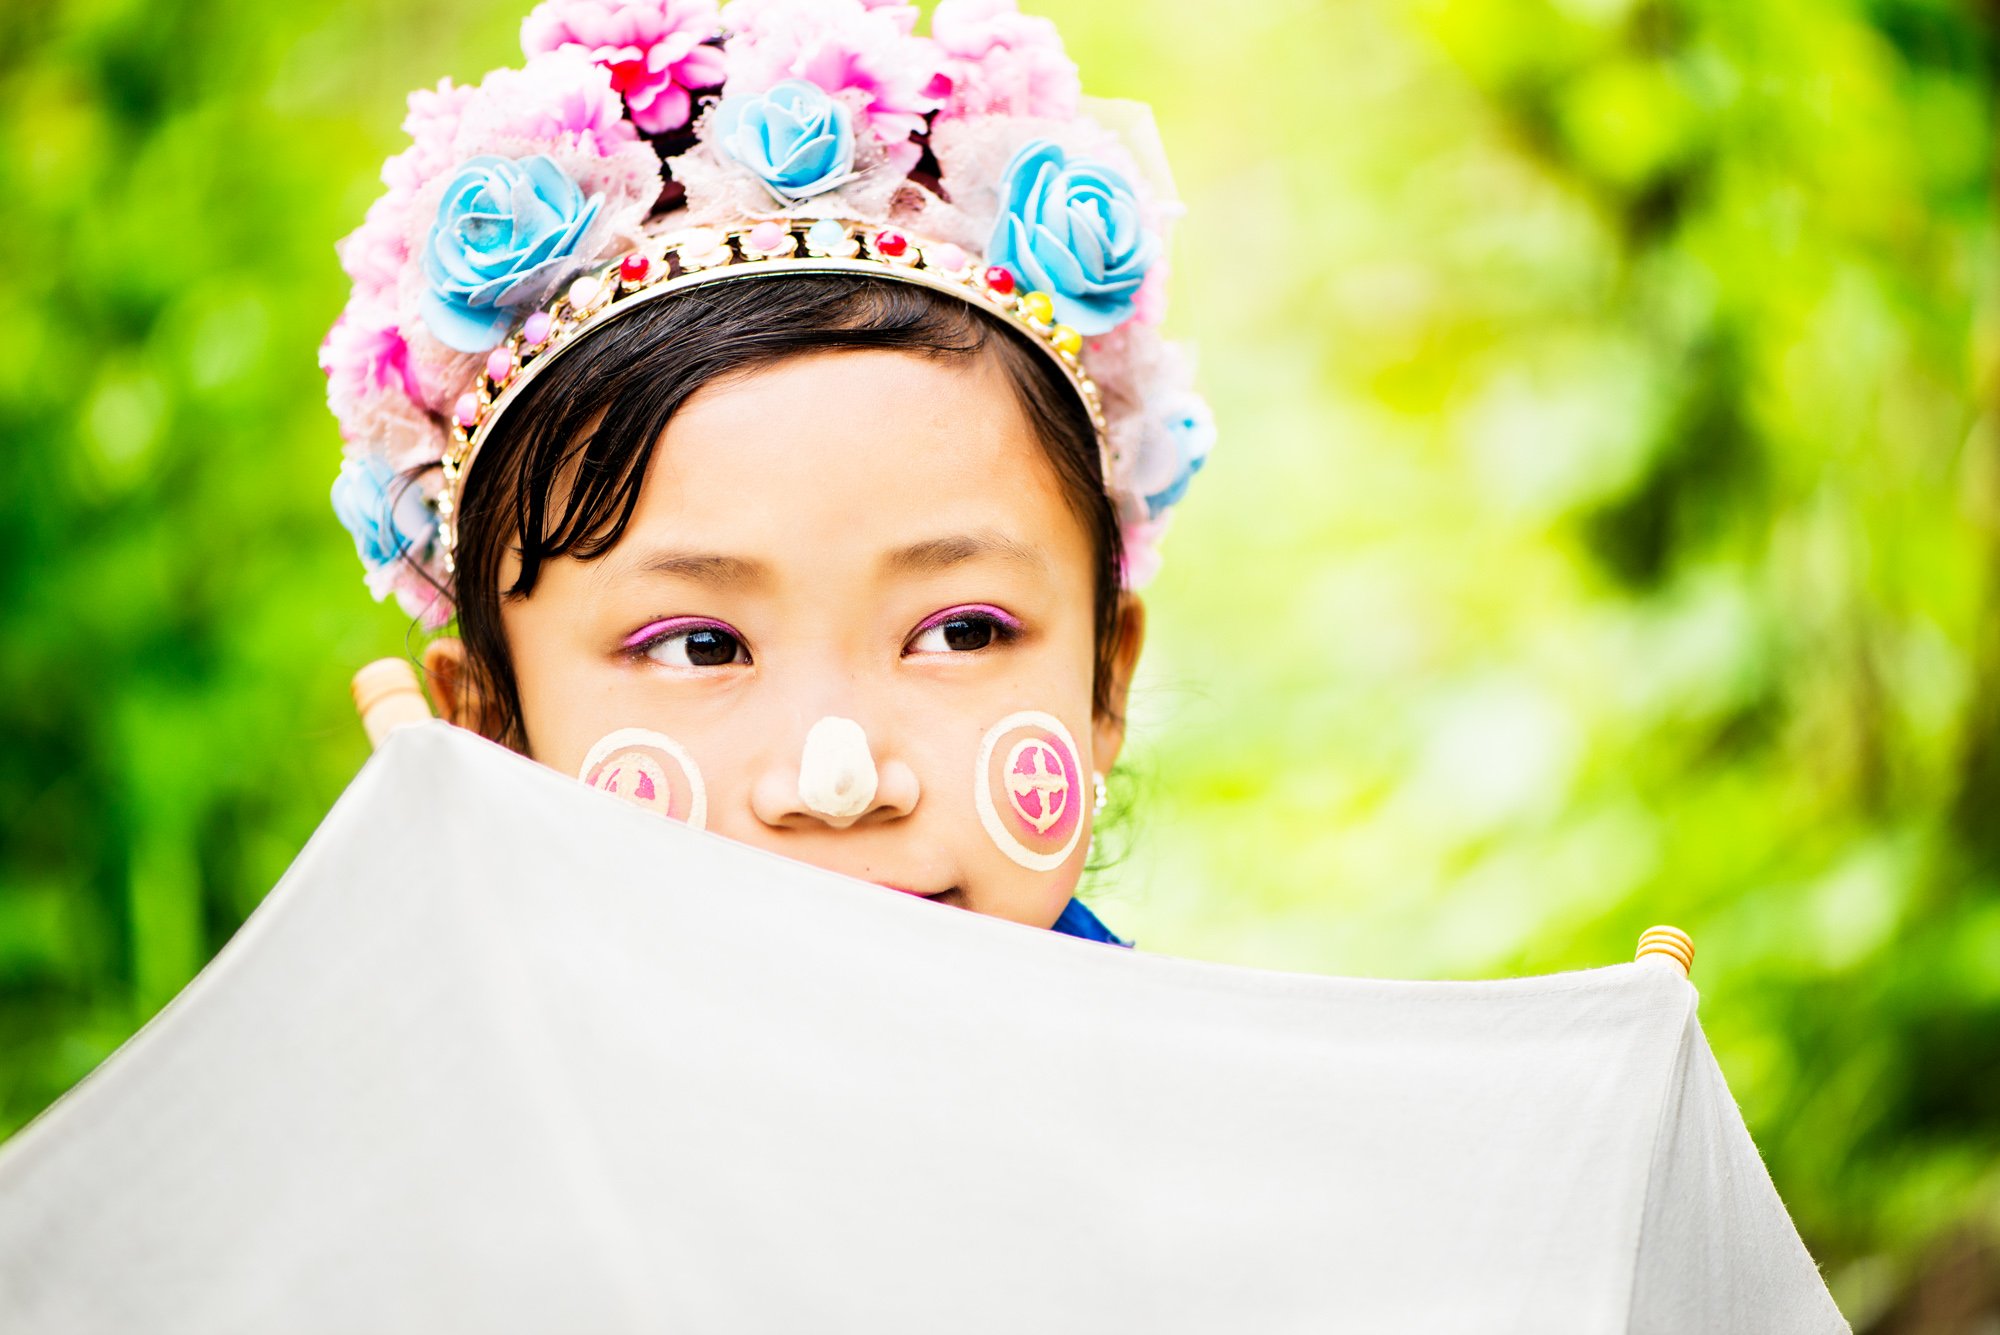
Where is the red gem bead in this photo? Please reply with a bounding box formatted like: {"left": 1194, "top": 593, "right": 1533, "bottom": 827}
{"left": 619, "top": 253, "right": 651, "bottom": 284}
{"left": 874, "top": 229, "right": 908, "bottom": 258}
{"left": 983, "top": 265, "right": 1015, "bottom": 295}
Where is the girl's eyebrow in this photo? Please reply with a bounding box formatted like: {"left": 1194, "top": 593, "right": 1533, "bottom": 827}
{"left": 885, "top": 532, "right": 1048, "bottom": 576}
{"left": 599, "top": 531, "right": 1045, "bottom": 587}
{"left": 602, "top": 548, "right": 770, "bottom": 588}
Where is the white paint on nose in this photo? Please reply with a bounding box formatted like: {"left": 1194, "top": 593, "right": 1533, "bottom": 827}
{"left": 798, "top": 716, "right": 879, "bottom": 821}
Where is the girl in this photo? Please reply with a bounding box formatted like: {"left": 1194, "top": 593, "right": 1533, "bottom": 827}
{"left": 322, "top": 0, "right": 1211, "bottom": 948}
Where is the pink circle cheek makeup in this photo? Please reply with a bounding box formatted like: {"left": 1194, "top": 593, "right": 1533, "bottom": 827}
{"left": 973, "top": 711, "right": 1087, "bottom": 872}
{"left": 1002, "top": 735, "right": 1081, "bottom": 844}
{"left": 577, "top": 728, "right": 708, "bottom": 831}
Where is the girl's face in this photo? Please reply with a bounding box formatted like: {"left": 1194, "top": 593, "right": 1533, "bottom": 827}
{"left": 474, "top": 347, "right": 1143, "bottom": 930}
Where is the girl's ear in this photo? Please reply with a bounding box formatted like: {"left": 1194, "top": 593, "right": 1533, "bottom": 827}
{"left": 1090, "top": 593, "right": 1148, "bottom": 775}
{"left": 420, "top": 637, "right": 485, "bottom": 734}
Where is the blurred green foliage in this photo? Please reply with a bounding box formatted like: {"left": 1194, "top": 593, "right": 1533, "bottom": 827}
{"left": 2, "top": 0, "right": 1996, "bottom": 1325}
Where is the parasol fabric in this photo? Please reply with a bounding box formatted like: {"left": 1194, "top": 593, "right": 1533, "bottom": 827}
{"left": 0, "top": 722, "right": 1848, "bottom": 1332}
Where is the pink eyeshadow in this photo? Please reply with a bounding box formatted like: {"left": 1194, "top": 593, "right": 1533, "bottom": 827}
{"left": 912, "top": 603, "right": 1024, "bottom": 636}
{"left": 621, "top": 616, "right": 722, "bottom": 650}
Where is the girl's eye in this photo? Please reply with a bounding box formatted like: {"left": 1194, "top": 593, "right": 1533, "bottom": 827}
{"left": 906, "top": 606, "right": 1023, "bottom": 655}
{"left": 632, "top": 621, "right": 751, "bottom": 668}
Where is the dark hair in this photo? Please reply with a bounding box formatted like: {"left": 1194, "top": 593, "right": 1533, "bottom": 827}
{"left": 442, "top": 274, "right": 1126, "bottom": 752}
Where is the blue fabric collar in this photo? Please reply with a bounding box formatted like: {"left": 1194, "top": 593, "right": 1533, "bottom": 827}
{"left": 1049, "top": 897, "right": 1132, "bottom": 948}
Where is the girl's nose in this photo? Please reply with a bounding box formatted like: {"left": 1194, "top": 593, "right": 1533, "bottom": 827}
{"left": 800, "top": 716, "right": 876, "bottom": 821}
{"left": 751, "top": 715, "right": 919, "bottom": 829}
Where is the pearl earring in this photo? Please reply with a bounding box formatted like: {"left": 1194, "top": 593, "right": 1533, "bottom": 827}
{"left": 1092, "top": 770, "right": 1108, "bottom": 817}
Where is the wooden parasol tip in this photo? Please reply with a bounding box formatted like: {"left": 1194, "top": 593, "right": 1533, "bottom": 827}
{"left": 1635, "top": 925, "right": 1695, "bottom": 977}
{"left": 351, "top": 658, "right": 433, "bottom": 751}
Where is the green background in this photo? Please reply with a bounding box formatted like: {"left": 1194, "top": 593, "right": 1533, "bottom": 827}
{"left": 3, "top": 0, "right": 1997, "bottom": 1326}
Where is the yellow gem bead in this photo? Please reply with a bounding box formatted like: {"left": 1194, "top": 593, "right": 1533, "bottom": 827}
{"left": 1021, "top": 290, "right": 1054, "bottom": 324}
{"left": 1050, "top": 324, "right": 1082, "bottom": 356}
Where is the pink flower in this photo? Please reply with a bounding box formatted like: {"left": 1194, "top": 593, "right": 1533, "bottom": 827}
{"left": 1119, "top": 515, "right": 1169, "bottom": 590}
{"left": 381, "top": 79, "right": 483, "bottom": 199}
{"left": 321, "top": 298, "right": 450, "bottom": 467}
{"left": 927, "top": 0, "right": 1078, "bottom": 122}
{"left": 720, "top": 0, "right": 940, "bottom": 175}
{"left": 403, "top": 78, "right": 481, "bottom": 155}
{"left": 379, "top": 52, "right": 641, "bottom": 204}
{"left": 1131, "top": 257, "right": 1169, "bottom": 325}
{"left": 333, "top": 194, "right": 411, "bottom": 304}
{"left": 521, "top": 0, "right": 726, "bottom": 134}
{"left": 320, "top": 301, "right": 423, "bottom": 413}
{"left": 380, "top": 553, "right": 456, "bottom": 631}
{"left": 468, "top": 49, "right": 643, "bottom": 158}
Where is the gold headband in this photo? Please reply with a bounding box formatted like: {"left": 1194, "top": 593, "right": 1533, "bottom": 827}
{"left": 437, "top": 217, "right": 1112, "bottom": 573}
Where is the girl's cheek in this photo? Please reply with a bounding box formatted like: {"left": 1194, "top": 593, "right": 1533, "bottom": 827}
{"left": 578, "top": 728, "right": 708, "bottom": 830}
{"left": 973, "top": 710, "right": 1087, "bottom": 872}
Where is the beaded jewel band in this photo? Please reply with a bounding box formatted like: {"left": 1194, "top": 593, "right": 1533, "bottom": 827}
{"left": 438, "top": 217, "right": 1112, "bottom": 574}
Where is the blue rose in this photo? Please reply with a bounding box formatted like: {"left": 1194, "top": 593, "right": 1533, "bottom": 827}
{"left": 711, "top": 79, "right": 856, "bottom": 203}
{"left": 419, "top": 154, "right": 601, "bottom": 354}
{"left": 989, "top": 140, "right": 1156, "bottom": 335}
{"left": 1143, "top": 394, "right": 1216, "bottom": 517}
{"left": 332, "top": 455, "right": 437, "bottom": 576}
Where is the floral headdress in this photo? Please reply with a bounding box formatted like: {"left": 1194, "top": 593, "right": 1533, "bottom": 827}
{"left": 323, "top": 0, "right": 1213, "bottom": 629}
